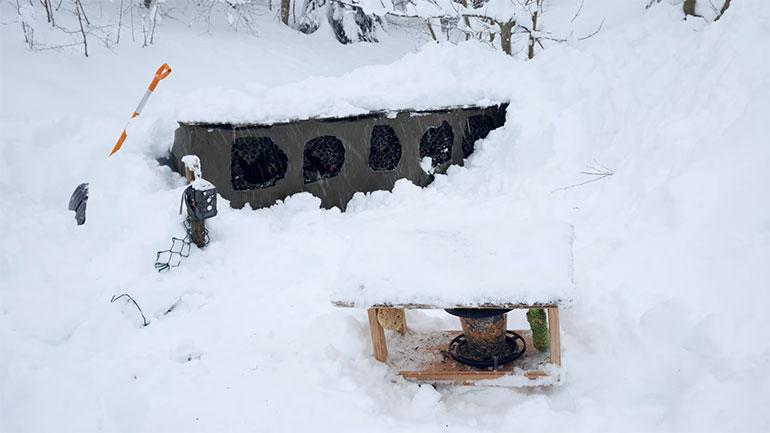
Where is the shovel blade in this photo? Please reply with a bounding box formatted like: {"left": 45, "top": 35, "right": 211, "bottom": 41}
{"left": 68, "top": 183, "right": 89, "bottom": 225}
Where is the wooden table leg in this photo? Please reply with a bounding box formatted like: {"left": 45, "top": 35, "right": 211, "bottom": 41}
{"left": 377, "top": 307, "right": 407, "bottom": 335}
{"left": 367, "top": 308, "right": 388, "bottom": 362}
{"left": 546, "top": 307, "right": 561, "bottom": 366}
{"left": 397, "top": 309, "right": 407, "bottom": 335}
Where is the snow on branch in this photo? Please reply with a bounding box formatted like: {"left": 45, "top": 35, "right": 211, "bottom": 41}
{"left": 334, "top": 0, "right": 602, "bottom": 58}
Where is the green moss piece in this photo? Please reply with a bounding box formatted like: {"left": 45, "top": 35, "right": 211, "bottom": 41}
{"left": 526, "top": 308, "right": 549, "bottom": 352}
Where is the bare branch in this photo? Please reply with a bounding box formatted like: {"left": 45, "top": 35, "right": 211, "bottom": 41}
{"left": 74, "top": 0, "right": 88, "bottom": 56}
{"left": 577, "top": 17, "right": 604, "bottom": 41}
{"left": 551, "top": 161, "right": 614, "bottom": 193}
{"left": 645, "top": 0, "right": 661, "bottom": 10}
{"left": 570, "top": 0, "right": 583, "bottom": 23}
{"left": 714, "top": 0, "right": 731, "bottom": 21}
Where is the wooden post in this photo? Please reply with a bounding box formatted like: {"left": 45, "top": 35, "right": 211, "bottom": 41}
{"left": 189, "top": 219, "right": 206, "bottom": 248}
{"left": 396, "top": 309, "right": 407, "bottom": 335}
{"left": 377, "top": 307, "right": 407, "bottom": 335}
{"left": 367, "top": 308, "right": 388, "bottom": 362}
{"left": 183, "top": 160, "right": 206, "bottom": 248}
{"left": 546, "top": 307, "right": 561, "bottom": 366}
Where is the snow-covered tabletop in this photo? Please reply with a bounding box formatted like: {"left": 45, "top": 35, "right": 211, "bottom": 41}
{"left": 331, "top": 220, "right": 574, "bottom": 309}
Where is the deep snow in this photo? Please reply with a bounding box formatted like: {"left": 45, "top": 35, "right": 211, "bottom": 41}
{"left": 1, "top": 0, "right": 769, "bottom": 432}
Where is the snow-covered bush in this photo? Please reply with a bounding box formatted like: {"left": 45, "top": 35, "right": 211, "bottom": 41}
{"left": 648, "top": 0, "right": 732, "bottom": 21}
{"left": 292, "top": 0, "right": 382, "bottom": 43}
{"left": 337, "top": 0, "right": 603, "bottom": 57}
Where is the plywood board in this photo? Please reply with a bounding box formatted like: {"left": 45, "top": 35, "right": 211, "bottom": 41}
{"left": 389, "top": 329, "right": 559, "bottom": 386}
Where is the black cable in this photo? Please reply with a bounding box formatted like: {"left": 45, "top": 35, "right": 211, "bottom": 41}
{"left": 110, "top": 293, "right": 149, "bottom": 327}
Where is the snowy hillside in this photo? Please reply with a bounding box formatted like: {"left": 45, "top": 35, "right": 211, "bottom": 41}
{"left": 1, "top": 0, "right": 769, "bottom": 431}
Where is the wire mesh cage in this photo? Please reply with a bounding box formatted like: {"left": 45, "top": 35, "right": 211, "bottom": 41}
{"left": 303, "top": 135, "right": 346, "bottom": 184}
{"left": 462, "top": 114, "right": 496, "bottom": 158}
{"left": 419, "top": 120, "right": 454, "bottom": 167}
{"left": 368, "top": 125, "right": 401, "bottom": 171}
{"left": 231, "top": 136, "right": 289, "bottom": 190}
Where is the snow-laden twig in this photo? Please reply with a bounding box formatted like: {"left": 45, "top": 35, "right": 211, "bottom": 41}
{"left": 551, "top": 159, "right": 614, "bottom": 193}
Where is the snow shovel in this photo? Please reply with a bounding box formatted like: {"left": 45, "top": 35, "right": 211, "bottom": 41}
{"left": 68, "top": 183, "right": 89, "bottom": 225}
{"left": 68, "top": 64, "right": 172, "bottom": 225}
{"left": 108, "top": 63, "right": 172, "bottom": 157}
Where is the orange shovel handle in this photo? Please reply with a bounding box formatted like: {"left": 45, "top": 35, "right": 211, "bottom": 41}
{"left": 109, "top": 63, "right": 171, "bottom": 157}
{"left": 109, "top": 130, "right": 128, "bottom": 156}
{"left": 148, "top": 63, "right": 172, "bottom": 91}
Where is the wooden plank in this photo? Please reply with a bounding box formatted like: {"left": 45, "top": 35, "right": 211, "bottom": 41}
{"left": 400, "top": 370, "right": 505, "bottom": 381}
{"left": 400, "top": 369, "right": 549, "bottom": 382}
{"left": 396, "top": 330, "right": 554, "bottom": 384}
{"left": 546, "top": 307, "right": 561, "bottom": 366}
{"left": 367, "top": 308, "right": 388, "bottom": 362}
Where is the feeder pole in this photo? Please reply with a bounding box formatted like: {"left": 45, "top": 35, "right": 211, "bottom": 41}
{"left": 183, "top": 158, "right": 207, "bottom": 248}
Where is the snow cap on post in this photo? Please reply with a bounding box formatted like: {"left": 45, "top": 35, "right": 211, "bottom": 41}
{"left": 182, "top": 154, "right": 215, "bottom": 192}
{"left": 182, "top": 155, "right": 202, "bottom": 180}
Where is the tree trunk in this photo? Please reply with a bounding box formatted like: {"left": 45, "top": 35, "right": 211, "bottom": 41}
{"left": 683, "top": 0, "right": 697, "bottom": 17}
{"left": 75, "top": 0, "right": 88, "bottom": 57}
{"left": 528, "top": 10, "right": 538, "bottom": 59}
{"left": 280, "top": 0, "right": 290, "bottom": 24}
{"left": 714, "top": 0, "right": 731, "bottom": 21}
{"left": 426, "top": 21, "right": 437, "bottom": 41}
{"left": 499, "top": 20, "right": 513, "bottom": 56}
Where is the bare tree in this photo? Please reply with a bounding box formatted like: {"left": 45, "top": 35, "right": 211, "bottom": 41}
{"left": 650, "top": 0, "right": 732, "bottom": 21}
{"left": 291, "top": 0, "right": 381, "bottom": 44}
{"left": 141, "top": 0, "right": 156, "bottom": 47}
{"left": 42, "top": 0, "right": 56, "bottom": 25}
{"left": 683, "top": 0, "right": 697, "bottom": 17}
{"left": 527, "top": 0, "right": 541, "bottom": 59}
{"left": 713, "top": 0, "right": 731, "bottom": 21}
{"left": 281, "top": 0, "right": 290, "bottom": 23}
{"left": 10, "top": 0, "right": 274, "bottom": 53}
{"left": 74, "top": 0, "right": 88, "bottom": 56}
{"left": 13, "top": 0, "right": 37, "bottom": 49}
{"left": 115, "top": 0, "right": 125, "bottom": 45}
{"left": 331, "top": 0, "right": 601, "bottom": 57}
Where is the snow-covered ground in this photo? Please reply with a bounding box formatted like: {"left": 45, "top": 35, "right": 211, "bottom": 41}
{"left": 1, "top": 0, "right": 769, "bottom": 431}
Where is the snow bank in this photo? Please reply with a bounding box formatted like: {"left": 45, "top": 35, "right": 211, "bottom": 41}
{"left": 176, "top": 42, "right": 512, "bottom": 124}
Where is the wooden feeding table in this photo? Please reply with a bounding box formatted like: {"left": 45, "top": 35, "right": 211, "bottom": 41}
{"left": 331, "top": 220, "right": 574, "bottom": 386}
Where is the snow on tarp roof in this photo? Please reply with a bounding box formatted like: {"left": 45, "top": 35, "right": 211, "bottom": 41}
{"left": 175, "top": 43, "right": 514, "bottom": 126}
{"left": 331, "top": 220, "right": 574, "bottom": 309}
